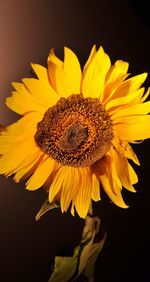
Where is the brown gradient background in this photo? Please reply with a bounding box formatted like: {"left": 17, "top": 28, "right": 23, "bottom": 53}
{"left": 0, "top": 1, "right": 150, "bottom": 281}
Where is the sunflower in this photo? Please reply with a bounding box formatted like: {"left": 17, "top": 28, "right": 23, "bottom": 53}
{"left": 0, "top": 46, "right": 150, "bottom": 218}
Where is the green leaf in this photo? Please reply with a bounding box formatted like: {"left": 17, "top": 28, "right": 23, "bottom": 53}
{"left": 35, "top": 200, "right": 59, "bottom": 221}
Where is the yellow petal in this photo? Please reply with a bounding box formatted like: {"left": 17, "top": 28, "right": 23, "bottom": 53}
{"left": 10, "top": 147, "right": 43, "bottom": 177}
{"left": 141, "top": 87, "right": 150, "bottom": 102}
{"left": 95, "top": 148, "right": 128, "bottom": 207}
{"left": 111, "top": 73, "right": 147, "bottom": 99}
{"left": 60, "top": 166, "right": 75, "bottom": 212}
{"left": 107, "top": 153, "right": 122, "bottom": 195}
{"left": 9, "top": 82, "right": 47, "bottom": 115}
{"left": 128, "top": 163, "right": 138, "bottom": 184}
{"left": 48, "top": 47, "right": 81, "bottom": 97}
{"left": 106, "top": 88, "right": 145, "bottom": 113}
{"left": 14, "top": 151, "right": 43, "bottom": 182}
{"left": 106, "top": 60, "right": 129, "bottom": 83}
{"left": 75, "top": 167, "right": 92, "bottom": 218}
{"left": 112, "top": 149, "right": 137, "bottom": 192}
{"left": 112, "top": 136, "right": 140, "bottom": 165}
{"left": 91, "top": 173, "right": 100, "bottom": 201}
{"left": 48, "top": 166, "right": 65, "bottom": 203}
{"left": 0, "top": 113, "right": 42, "bottom": 175}
{"left": 103, "top": 60, "right": 129, "bottom": 103}
{"left": 82, "top": 46, "right": 111, "bottom": 99}
{"left": 12, "top": 82, "right": 30, "bottom": 96}
{"left": 31, "top": 63, "right": 50, "bottom": 81}
{"left": 83, "top": 45, "right": 97, "bottom": 72}
{"left": 0, "top": 113, "right": 42, "bottom": 153}
{"left": 0, "top": 134, "right": 22, "bottom": 154}
{"left": 92, "top": 155, "right": 111, "bottom": 176}
{"left": 113, "top": 115, "right": 150, "bottom": 140}
{"left": 70, "top": 168, "right": 82, "bottom": 216}
{"left": 93, "top": 153, "right": 121, "bottom": 196}
{"left": 22, "top": 78, "right": 58, "bottom": 107}
{"left": 112, "top": 101, "right": 150, "bottom": 120}
{"left": 99, "top": 173, "right": 128, "bottom": 208}
{"left": 26, "top": 157, "right": 55, "bottom": 190}
{"left": 6, "top": 91, "right": 46, "bottom": 115}
{"left": 0, "top": 138, "right": 40, "bottom": 175}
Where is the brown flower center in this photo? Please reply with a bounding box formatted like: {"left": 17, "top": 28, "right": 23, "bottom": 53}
{"left": 35, "top": 94, "right": 113, "bottom": 167}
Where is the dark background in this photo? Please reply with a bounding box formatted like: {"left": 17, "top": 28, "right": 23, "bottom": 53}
{"left": 0, "top": 0, "right": 150, "bottom": 281}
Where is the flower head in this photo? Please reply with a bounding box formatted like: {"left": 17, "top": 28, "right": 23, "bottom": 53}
{"left": 0, "top": 46, "right": 150, "bottom": 218}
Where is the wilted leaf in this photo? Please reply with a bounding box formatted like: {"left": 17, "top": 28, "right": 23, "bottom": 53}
{"left": 35, "top": 200, "right": 59, "bottom": 221}
{"left": 83, "top": 232, "right": 107, "bottom": 281}
{"left": 48, "top": 215, "right": 106, "bottom": 282}
{"left": 81, "top": 215, "right": 95, "bottom": 243}
{"left": 48, "top": 246, "right": 80, "bottom": 282}
{"left": 78, "top": 217, "right": 101, "bottom": 276}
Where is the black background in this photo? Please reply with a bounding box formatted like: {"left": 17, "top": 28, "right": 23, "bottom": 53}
{"left": 0, "top": 1, "right": 150, "bottom": 281}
